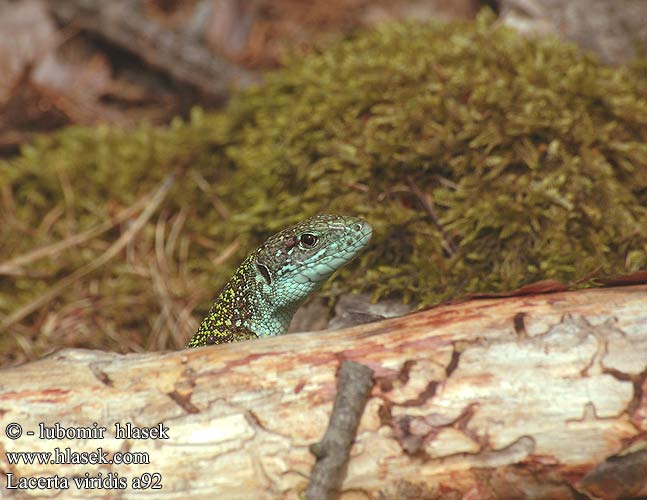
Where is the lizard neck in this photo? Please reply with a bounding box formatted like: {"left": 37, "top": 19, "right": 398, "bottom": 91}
{"left": 188, "top": 255, "right": 299, "bottom": 346}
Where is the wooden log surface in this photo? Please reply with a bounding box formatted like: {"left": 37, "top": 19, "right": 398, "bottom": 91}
{"left": 1, "top": 285, "right": 646, "bottom": 499}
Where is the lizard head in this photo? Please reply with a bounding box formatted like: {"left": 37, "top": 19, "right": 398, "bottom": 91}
{"left": 253, "top": 214, "right": 372, "bottom": 301}
{"left": 189, "top": 213, "right": 372, "bottom": 345}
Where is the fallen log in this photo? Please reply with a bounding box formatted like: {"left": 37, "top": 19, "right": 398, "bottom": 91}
{"left": 1, "top": 285, "right": 646, "bottom": 499}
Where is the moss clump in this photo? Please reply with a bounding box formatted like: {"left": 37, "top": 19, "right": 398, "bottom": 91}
{"left": 1, "top": 11, "right": 646, "bottom": 362}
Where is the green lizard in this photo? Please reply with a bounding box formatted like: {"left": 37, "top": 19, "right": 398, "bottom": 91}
{"left": 187, "top": 214, "right": 372, "bottom": 347}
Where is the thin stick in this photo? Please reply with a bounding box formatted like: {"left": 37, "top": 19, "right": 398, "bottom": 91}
{"left": 52, "top": 0, "right": 256, "bottom": 97}
{"left": 406, "top": 176, "right": 456, "bottom": 256}
{"left": 0, "top": 188, "right": 156, "bottom": 275}
{"left": 0, "top": 175, "right": 175, "bottom": 332}
{"left": 306, "top": 361, "right": 374, "bottom": 500}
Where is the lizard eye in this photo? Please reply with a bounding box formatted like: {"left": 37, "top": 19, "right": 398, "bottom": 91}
{"left": 299, "top": 233, "right": 318, "bottom": 247}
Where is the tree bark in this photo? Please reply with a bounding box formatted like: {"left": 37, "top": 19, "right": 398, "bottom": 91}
{"left": 1, "top": 285, "right": 646, "bottom": 499}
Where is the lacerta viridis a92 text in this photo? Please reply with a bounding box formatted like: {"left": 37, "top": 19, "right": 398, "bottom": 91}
{"left": 187, "top": 214, "right": 372, "bottom": 347}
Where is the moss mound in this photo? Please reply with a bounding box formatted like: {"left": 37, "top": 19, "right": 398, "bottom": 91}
{"left": 2, "top": 11, "right": 646, "bottom": 362}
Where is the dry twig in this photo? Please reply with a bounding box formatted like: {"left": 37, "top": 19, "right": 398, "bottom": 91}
{"left": 406, "top": 176, "right": 456, "bottom": 256}
{"left": 51, "top": 0, "right": 257, "bottom": 96}
{"left": 0, "top": 190, "right": 157, "bottom": 276}
{"left": 306, "top": 360, "right": 374, "bottom": 500}
{"left": 0, "top": 175, "right": 175, "bottom": 332}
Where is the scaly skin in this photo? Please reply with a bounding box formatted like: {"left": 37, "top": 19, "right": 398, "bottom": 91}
{"left": 187, "top": 214, "right": 372, "bottom": 347}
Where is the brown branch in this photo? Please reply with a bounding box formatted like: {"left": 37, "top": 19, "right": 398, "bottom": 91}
{"left": 406, "top": 176, "right": 455, "bottom": 256}
{"left": 50, "top": 0, "right": 257, "bottom": 97}
{"left": 307, "top": 361, "right": 374, "bottom": 500}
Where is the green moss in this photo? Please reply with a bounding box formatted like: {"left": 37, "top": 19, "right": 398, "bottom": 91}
{"left": 1, "top": 10, "right": 646, "bottom": 358}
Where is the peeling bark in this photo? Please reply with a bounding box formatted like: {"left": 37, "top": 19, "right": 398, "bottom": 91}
{"left": 1, "top": 285, "right": 646, "bottom": 499}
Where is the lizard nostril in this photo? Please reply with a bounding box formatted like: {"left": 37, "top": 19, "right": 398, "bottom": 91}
{"left": 353, "top": 223, "right": 362, "bottom": 232}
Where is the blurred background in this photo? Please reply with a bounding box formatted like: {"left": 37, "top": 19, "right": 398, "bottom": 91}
{"left": 1, "top": 0, "right": 482, "bottom": 151}
{"left": 2, "top": 0, "right": 646, "bottom": 153}
{"left": 1, "top": 0, "right": 646, "bottom": 368}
